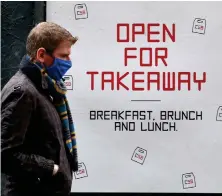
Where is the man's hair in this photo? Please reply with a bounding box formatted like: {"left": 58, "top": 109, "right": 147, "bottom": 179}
{"left": 26, "top": 22, "right": 78, "bottom": 59}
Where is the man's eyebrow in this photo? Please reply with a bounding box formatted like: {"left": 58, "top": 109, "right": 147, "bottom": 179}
{"left": 60, "top": 53, "right": 70, "bottom": 56}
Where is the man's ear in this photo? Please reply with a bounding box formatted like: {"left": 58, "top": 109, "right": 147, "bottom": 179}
{"left": 36, "top": 48, "right": 47, "bottom": 63}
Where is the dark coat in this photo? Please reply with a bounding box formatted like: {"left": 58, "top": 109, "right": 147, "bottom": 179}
{"left": 1, "top": 56, "right": 74, "bottom": 196}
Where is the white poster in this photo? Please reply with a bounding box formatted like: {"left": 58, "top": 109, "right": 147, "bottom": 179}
{"left": 47, "top": 1, "right": 222, "bottom": 193}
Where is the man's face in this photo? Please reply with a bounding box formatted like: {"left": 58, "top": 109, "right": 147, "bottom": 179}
{"left": 36, "top": 40, "right": 72, "bottom": 67}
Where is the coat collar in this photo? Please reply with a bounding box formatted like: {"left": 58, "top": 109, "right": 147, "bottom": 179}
{"left": 20, "top": 55, "right": 49, "bottom": 93}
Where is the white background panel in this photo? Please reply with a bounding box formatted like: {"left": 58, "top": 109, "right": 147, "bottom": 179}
{"left": 47, "top": 1, "right": 222, "bottom": 192}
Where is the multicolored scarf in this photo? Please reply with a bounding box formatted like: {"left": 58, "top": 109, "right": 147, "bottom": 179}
{"left": 34, "top": 63, "right": 78, "bottom": 172}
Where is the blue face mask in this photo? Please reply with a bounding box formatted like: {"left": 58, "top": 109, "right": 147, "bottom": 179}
{"left": 46, "top": 57, "right": 72, "bottom": 81}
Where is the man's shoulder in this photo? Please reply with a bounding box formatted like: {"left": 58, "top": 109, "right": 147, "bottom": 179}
{"left": 1, "top": 71, "right": 36, "bottom": 102}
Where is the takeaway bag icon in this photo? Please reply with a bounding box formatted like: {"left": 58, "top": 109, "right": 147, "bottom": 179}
{"left": 63, "top": 75, "right": 73, "bottom": 90}
{"left": 74, "top": 162, "right": 88, "bottom": 179}
{"left": 192, "top": 18, "right": 206, "bottom": 34}
{"left": 182, "top": 172, "right": 196, "bottom": 189}
{"left": 131, "top": 147, "right": 147, "bottom": 165}
{"left": 74, "top": 4, "right": 88, "bottom": 20}
{"left": 216, "top": 106, "right": 222, "bottom": 121}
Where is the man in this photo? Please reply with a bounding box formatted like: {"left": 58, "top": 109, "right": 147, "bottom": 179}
{"left": 1, "top": 22, "right": 79, "bottom": 196}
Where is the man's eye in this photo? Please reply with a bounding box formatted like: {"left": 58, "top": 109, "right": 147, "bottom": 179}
{"left": 61, "top": 55, "right": 68, "bottom": 58}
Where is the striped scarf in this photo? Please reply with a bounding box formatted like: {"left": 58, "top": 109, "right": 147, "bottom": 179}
{"left": 35, "top": 63, "right": 78, "bottom": 171}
